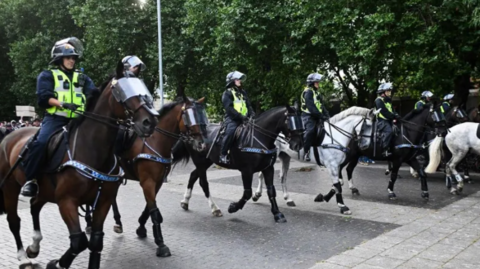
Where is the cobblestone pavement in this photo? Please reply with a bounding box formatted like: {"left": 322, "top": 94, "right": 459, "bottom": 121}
{"left": 1, "top": 160, "right": 480, "bottom": 269}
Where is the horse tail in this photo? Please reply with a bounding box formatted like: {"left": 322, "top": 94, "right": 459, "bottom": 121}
{"left": 172, "top": 140, "right": 191, "bottom": 167}
{"left": 0, "top": 188, "right": 5, "bottom": 215}
{"left": 425, "top": 136, "right": 444, "bottom": 173}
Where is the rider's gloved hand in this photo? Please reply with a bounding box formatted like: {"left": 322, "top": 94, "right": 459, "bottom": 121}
{"left": 241, "top": 116, "right": 249, "bottom": 123}
{"left": 61, "top": 102, "right": 79, "bottom": 112}
{"left": 394, "top": 113, "right": 401, "bottom": 119}
{"left": 321, "top": 115, "right": 329, "bottom": 121}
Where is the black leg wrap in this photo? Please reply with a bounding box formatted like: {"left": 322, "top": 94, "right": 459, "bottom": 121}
{"left": 336, "top": 194, "right": 344, "bottom": 205}
{"left": 324, "top": 189, "right": 336, "bottom": 202}
{"left": 242, "top": 189, "right": 253, "bottom": 201}
{"left": 150, "top": 207, "right": 163, "bottom": 224}
{"left": 88, "top": 232, "right": 104, "bottom": 269}
{"left": 266, "top": 186, "right": 276, "bottom": 198}
{"left": 333, "top": 183, "right": 342, "bottom": 194}
{"left": 59, "top": 232, "right": 89, "bottom": 268}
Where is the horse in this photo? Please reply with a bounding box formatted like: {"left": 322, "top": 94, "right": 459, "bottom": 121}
{"left": 425, "top": 121, "right": 480, "bottom": 194}
{"left": 84, "top": 96, "right": 208, "bottom": 258}
{"left": 0, "top": 61, "right": 158, "bottom": 269}
{"left": 173, "top": 105, "right": 304, "bottom": 223}
{"left": 255, "top": 107, "right": 376, "bottom": 215}
{"left": 333, "top": 104, "right": 445, "bottom": 204}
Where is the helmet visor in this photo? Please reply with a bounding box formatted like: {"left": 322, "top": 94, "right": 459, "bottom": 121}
{"left": 55, "top": 37, "right": 84, "bottom": 58}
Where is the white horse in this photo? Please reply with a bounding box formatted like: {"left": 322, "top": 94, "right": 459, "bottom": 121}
{"left": 425, "top": 122, "right": 480, "bottom": 194}
{"left": 254, "top": 107, "right": 375, "bottom": 215}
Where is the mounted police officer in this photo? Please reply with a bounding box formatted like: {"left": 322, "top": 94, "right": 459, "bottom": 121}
{"left": 300, "top": 73, "right": 329, "bottom": 161}
{"left": 114, "top": 55, "right": 148, "bottom": 155}
{"left": 441, "top": 93, "right": 454, "bottom": 114}
{"left": 122, "top": 55, "right": 146, "bottom": 77}
{"left": 20, "top": 37, "right": 97, "bottom": 197}
{"left": 219, "top": 71, "right": 255, "bottom": 164}
{"left": 375, "top": 83, "right": 400, "bottom": 157}
{"left": 414, "top": 91, "right": 434, "bottom": 113}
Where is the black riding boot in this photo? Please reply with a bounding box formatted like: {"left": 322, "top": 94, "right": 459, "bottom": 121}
{"left": 21, "top": 180, "right": 38, "bottom": 197}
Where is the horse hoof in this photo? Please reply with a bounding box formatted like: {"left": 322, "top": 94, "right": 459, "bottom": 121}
{"left": 19, "top": 263, "right": 33, "bottom": 269}
{"left": 136, "top": 226, "right": 147, "bottom": 238}
{"left": 212, "top": 209, "right": 223, "bottom": 217}
{"left": 388, "top": 193, "right": 397, "bottom": 200}
{"left": 274, "top": 213, "right": 287, "bottom": 223}
{"left": 351, "top": 188, "right": 360, "bottom": 195}
{"left": 85, "top": 226, "right": 92, "bottom": 234}
{"left": 450, "top": 189, "right": 458, "bottom": 195}
{"left": 421, "top": 192, "right": 429, "bottom": 200}
{"left": 26, "top": 246, "right": 39, "bottom": 259}
{"left": 458, "top": 187, "right": 463, "bottom": 193}
{"left": 228, "top": 202, "right": 239, "bottom": 214}
{"left": 156, "top": 245, "right": 172, "bottom": 257}
{"left": 286, "top": 201, "right": 296, "bottom": 207}
{"left": 46, "top": 260, "right": 59, "bottom": 269}
{"left": 180, "top": 202, "right": 189, "bottom": 211}
{"left": 385, "top": 170, "right": 390, "bottom": 175}
{"left": 340, "top": 207, "right": 352, "bottom": 215}
{"left": 314, "top": 194, "right": 324, "bottom": 202}
{"left": 113, "top": 224, "right": 123, "bottom": 234}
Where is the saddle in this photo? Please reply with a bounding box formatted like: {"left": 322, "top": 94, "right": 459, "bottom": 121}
{"left": 313, "top": 123, "right": 326, "bottom": 147}
{"left": 216, "top": 122, "right": 254, "bottom": 149}
{"left": 21, "top": 127, "right": 70, "bottom": 174}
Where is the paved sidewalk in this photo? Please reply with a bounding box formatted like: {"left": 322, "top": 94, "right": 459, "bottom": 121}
{"left": 1, "top": 159, "right": 480, "bottom": 268}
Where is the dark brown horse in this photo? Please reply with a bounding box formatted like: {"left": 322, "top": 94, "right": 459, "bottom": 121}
{"left": 85, "top": 96, "right": 208, "bottom": 257}
{"left": 0, "top": 62, "right": 158, "bottom": 269}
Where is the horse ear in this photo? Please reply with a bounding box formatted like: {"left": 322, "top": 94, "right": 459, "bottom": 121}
{"left": 197, "top": 97, "right": 205, "bottom": 104}
{"left": 285, "top": 104, "right": 294, "bottom": 113}
{"left": 116, "top": 60, "right": 125, "bottom": 79}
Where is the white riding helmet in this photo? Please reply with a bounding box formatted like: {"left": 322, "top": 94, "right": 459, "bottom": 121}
{"left": 306, "top": 73, "right": 324, "bottom": 84}
{"left": 421, "top": 91, "right": 434, "bottom": 99}
{"left": 444, "top": 93, "right": 454, "bottom": 101}
{"left": 122, "top": 55, "right": 146, "bottom": 72}
{"left": 377, "top": 82, "right": 393, "bottom": 94}
{"left": 226, "top": 71, "right": 246, "bottom": 87}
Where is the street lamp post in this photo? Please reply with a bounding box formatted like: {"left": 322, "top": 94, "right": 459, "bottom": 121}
{"left": 157, "top": 0, "right": 164, "bottom": 106}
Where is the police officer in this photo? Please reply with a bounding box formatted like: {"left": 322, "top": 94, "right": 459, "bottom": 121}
{"left": 414, "top": 91, "right": 434, "bottom": 113}
{"left": 300, "top": 73, "right": 329, "bottom": 161}
{"left": 21, "top": 37, "right": 97, "bottom": 197}
{"left": 441, "top": 93, "right": 454, "bottom": 114}
{"left": 122, "top": 55, "right": 146, "bottom": 77}
{"left": 375, "top": 83, "right": 400, "bottom": 157}
{"left": 219, "top": 71, "right": 254, "bottom": 164}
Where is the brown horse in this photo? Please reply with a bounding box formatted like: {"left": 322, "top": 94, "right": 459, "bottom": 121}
{"left": 85, "top": 96, "right": 208, "bottom": 257}
{"left": 0, "top": 62, "right": 158, "bottom": 269}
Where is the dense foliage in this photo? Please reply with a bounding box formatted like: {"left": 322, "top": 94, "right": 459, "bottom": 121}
{"left": 0, "top": 0, "right": 479, "bottom": 119}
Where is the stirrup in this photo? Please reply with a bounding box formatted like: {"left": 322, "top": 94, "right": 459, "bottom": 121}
{"left": 304, "top": 152, "right": 310, "bottom": 162}
{"left": 219, "top": 155, "right": 229, "bottom": 164}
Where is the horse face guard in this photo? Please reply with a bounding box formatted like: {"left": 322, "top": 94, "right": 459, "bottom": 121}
{"left": 454, "top": 107, "right": 467, "bottom": 122}
{"left": 181, "top": 102, "right": 208, "bottom": 146}
{"left": 111, "top": 77, "right": 159, "bottom": 117}
{"left": 284, "top": 110, "right": 304, "bottom": 151}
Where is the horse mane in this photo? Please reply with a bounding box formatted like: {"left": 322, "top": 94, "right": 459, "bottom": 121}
{"left": 157, "top": 99, "right": 183, "bottom": 119}
{"left": 329, "top": 106, "right": 371, "bottom": 124}
{"left": 256, "top": 106, "right": 285, "bottom": 118}
{"left": 68, "top": 76, "right": 112, "bottom": 131}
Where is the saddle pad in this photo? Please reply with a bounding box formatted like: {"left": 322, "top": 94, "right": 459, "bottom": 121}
{"left": 21, "top": 128, "right": 68, "bottom": 174}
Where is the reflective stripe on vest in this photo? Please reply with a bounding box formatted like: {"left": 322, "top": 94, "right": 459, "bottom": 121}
{"left": 440, "top": 102, "right": 450, "bottom": 114}
{"left": 46, "top": 69, "right": 86, "bottom": 118}
{"left": 415, "top": 100, "right": 425, "bottom": 110}
{"left": 376, "top": 97, "right": 392, "bottom": 120}
{"left": 229, "top": 88, "right": 247, "bottom": 116}
{"left": 301, "top": 87, "right": 322, "bottom": 114}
